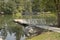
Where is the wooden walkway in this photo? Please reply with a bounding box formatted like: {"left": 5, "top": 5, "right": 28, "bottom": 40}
{"left": 14, "top": 19, "right": 60, "bottom": 33}
{"left": 36, "top": 25, "right": 60, "bottom": 33}
{"left": 14, "top": 19, "right": 46, "bottom": 25}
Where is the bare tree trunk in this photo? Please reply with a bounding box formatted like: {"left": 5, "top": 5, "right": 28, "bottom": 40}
{"left": 57, "top": 13, "right": 60, "bottom": 27}
{"left": 57, "top": 0, "right": 60, "bottom": 27}
{"left": 54, "top": 0, "right": 60, "bottom": 27}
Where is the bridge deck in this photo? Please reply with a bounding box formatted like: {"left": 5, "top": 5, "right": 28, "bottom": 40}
{"left": 36, "top": 25, "right": 60, "bottom": 33}
{"left": 14, "top": 19, "right": 46, "bottom": 25}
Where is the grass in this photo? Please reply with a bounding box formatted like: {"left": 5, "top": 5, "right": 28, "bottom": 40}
{"left": 27, "top": 31, "right": 60, "bottom": 40}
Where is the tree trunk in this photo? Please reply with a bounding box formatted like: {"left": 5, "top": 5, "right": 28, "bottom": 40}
{"left": 57, "top": 12, "right": 60, "bottom": 27}
{"left": 57, "top": 0, "right": 60, "bottom": 27}
{"left": 54, "top": 0, "right": 60, "bottom": 27}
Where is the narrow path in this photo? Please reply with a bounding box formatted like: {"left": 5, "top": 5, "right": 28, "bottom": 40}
{"left": 36, "top": 25, "right": 60, "bottom": 33}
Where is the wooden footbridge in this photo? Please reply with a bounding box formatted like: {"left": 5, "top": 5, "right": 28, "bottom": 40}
{"left": 13, "top": 19, "right": 46, "bottom": 25}
{"left": 13, "top": 19, "right": 60, "bottom": 33}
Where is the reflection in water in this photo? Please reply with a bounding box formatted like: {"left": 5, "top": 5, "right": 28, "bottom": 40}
{"left": 1, "top": 29, "right": 7, "bottom": 40}
{"left": 20, "top": 35, "right": 26, "bottom": 40}
{"left": 0, "top": 15, "right": 25, "bottom": 40}
{"left": 0, "top": 23, "right": 25, "bottom": 40}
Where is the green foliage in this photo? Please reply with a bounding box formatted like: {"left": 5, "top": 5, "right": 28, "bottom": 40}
{"left": 13, "top": 11, "right": 22, "bottom": 19}
{"left": 15, "top": 12, "right": 22, "bottom": 19}
{"left": 0, "top": 0, "right": 58, "bottom": 15}
{"left": 32, "top": 0, "right": 40, "bottom": 12}
{"left": 39, "top": 12, "right": 57, "bottom": 24}
{"left": 40, "top": 0, "right": 56, "bottom": 12}
{"left": 0, "top": 0, "right": 24, "bottom": 14}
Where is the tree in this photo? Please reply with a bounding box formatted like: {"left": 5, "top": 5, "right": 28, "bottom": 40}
{"left": 0, "top": 0, "right": 25, "bottom": 15}
{"left": 40, "top": 0, "right": 56, "bottom": 12}
{"left": 54, "top": 0, "right": 60, "bottom": 27}
{"left": 40, "top": 0, "right": 60, "bottom": 27}
{"left": 32, "top": 0, "right": 40, "bottom": 12}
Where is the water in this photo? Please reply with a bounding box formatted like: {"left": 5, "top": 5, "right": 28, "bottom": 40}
{"left": 0, "top": 15, "right": 25, "bottom": 40}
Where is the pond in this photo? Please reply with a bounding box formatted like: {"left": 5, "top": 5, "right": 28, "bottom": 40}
{"left": 0, "top": 15, "right": 25, "bottom": 40}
